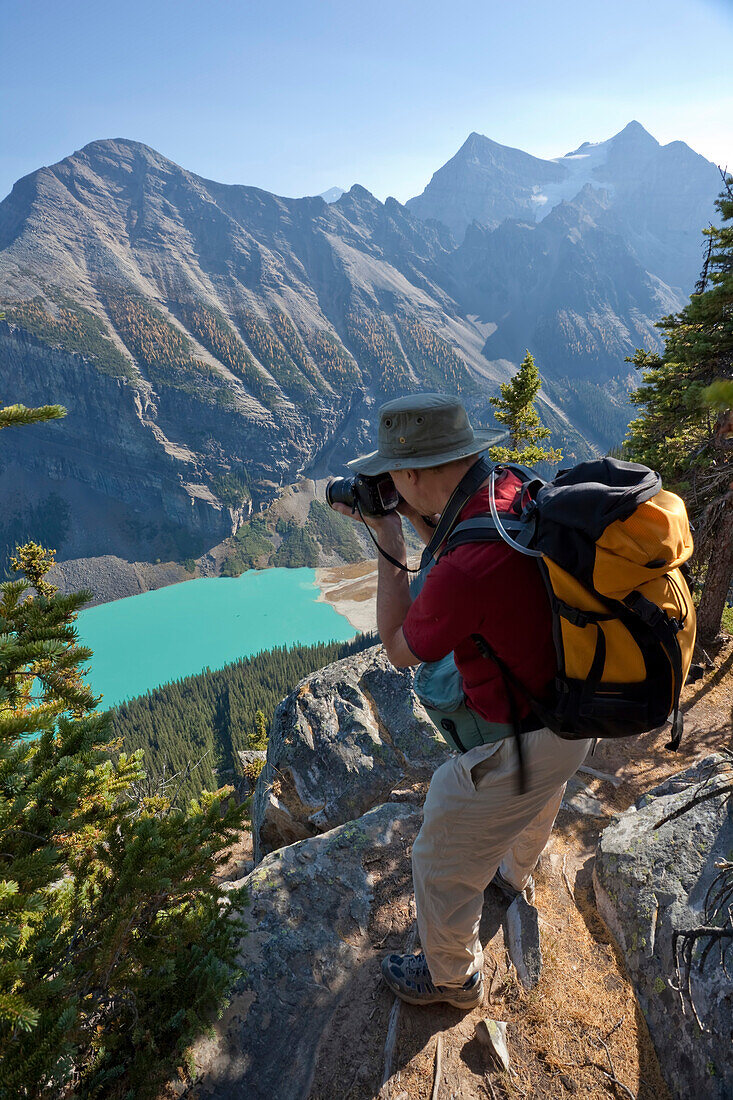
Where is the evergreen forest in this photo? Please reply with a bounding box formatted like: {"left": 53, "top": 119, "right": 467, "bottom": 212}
{"left": 111, "top": 633, "right": 377, "bottom": 802}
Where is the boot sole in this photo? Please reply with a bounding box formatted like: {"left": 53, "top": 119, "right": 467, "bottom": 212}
{"left": 388, "top": 986, "right": 484, "bottom": 1009}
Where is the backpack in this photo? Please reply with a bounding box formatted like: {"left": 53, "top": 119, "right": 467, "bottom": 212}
{"left": 439, "top": 457, "right": 697, "bottom": 758}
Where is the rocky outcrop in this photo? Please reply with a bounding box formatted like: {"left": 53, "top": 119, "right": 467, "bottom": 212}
{"left": 593, "top": 756, "right": 733, "bottom": 1099}
{"left": 251, "top": 645, "right": 450, "bottom": 860}
{"left": 188, "top": 802, "right": 421, "bottom": 1100}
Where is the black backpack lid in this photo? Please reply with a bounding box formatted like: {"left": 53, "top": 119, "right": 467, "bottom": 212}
{"left": 534, "top": 459, "right": 661, "bottom": 542}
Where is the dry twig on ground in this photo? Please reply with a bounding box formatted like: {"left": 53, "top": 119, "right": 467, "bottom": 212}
{"left": 431, "top": 1032, "right": 443, "bottom": 1100}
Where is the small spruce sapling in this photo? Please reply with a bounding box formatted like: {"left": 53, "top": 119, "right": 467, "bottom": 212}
{"left": 488, "top": 350, "right": 563, "bottom": 468}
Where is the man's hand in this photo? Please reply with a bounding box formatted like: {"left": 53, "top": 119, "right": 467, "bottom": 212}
{"left": 396, "top": 499, "right": 440, "bottom": 546}
{"left": 330, "top": 500, "right": 405, "bottom": 537}
{"left": 328, "top": 497, "right": 418, "bottom": 667}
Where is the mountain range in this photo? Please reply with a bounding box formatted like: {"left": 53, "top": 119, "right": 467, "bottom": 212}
{"left": 0, "top": 122, "right": 722, "bottom": 566}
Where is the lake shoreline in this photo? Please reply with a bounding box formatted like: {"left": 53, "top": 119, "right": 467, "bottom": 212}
{"left": 48, "top": 554, "right": 195, "bottom": 607}
{"left": 314, "top": 560, "right": 378, "bottom": 633}
{"left": 49, "top": 551, "right": 382, "bottom": 642}
{"left": 76, "top": 567, "right": 356, "bottom": 708}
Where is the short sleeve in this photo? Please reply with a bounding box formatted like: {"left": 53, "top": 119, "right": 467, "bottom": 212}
{"left": 402, "top": 557, "right": 477, "bottom": 663}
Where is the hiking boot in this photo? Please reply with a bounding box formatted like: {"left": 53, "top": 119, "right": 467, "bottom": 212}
{"left": 381, "top": 951, "right": 483, "bottom": 1009}
{"left": 490, "top": 868, "right": 535, "bottom": 905}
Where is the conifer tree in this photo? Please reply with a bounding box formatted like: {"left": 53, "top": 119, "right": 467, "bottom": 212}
{"left": 488, "top": 350, "right": 563, "bottom": 467}
{"left": 0, "top": 404, "right": 250, "bottom": 1098}
{"left": 624, "top": 173, "right": 733, "bottom": 642}
{"left": 251, "top": 708, "right": 268, "bottom": 750}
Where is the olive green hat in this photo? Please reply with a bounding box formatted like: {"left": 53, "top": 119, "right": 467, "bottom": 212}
{"left": 346, "top": 393, "right": 508, "bottom": 476}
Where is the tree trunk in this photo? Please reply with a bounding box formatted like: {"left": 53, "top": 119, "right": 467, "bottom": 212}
{"left": 696, "top": 491, "right": 733, "bottom": 644}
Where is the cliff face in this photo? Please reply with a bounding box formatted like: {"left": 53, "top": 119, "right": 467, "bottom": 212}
{"left": 0, "top": 325, "right": 236, "bottom": 559}
{"left": 0, "top": 139, "right": 510, "bottom": 562}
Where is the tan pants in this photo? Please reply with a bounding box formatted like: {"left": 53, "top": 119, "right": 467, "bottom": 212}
{"left": 412, "top": 728, "right": 591, "bottom": 987}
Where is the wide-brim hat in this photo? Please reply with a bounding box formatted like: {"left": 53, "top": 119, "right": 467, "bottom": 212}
{"left": 346, "top": 393, "right": 508, "bottom": 476}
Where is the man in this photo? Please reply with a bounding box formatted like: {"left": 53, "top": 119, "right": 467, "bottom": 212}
{"left": 331, "top": 393, "right": 591, "bottom": 1009}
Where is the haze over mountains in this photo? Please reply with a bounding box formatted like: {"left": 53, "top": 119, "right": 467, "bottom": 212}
{"left": 408, "top": 121, "right": 717, "bottom": 289}
{"left": 320, "top": 187, "right": 345, "bottom": 203}
{"left": 0, "top": 122, "right": 722, "bottom": 565}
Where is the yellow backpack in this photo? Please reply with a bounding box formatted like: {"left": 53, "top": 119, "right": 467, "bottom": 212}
{"left": 445, "top": 458, "right": 697, "bottom": 751}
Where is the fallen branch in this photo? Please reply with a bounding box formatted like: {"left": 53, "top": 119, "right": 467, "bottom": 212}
{"left": 672, "top": 924, "right": 733, "bottom": 1028}
{"left": 578, "top": 764, "right": 623, "bottom": 787}
{"left": 431, "top": 1032, "right": 443, "bottom": 1100}
{"left": 582, "top": 1059, "right": 637, "bottom": 1100}
{"left": 594, "top": 1029, "right": 626, "bottom": 1097}
{"left": 487, "top": 957, "right": 499, "bottom": 1004}
{"left": 596, "top": 1032, "right": 614, "bottom": 1074}
{"left": 380, "top": 922, "right": 417, "bottom": 1094}
{"left": 562, "top": 854, "right": 574, "bottom": 901}
{"left": 603, "top": 1015, "right": 625, "bottom": 1041}
{"left": 482, "top": 1074, "right": 498, "bottom": 1100}
{"left": 653, "top": 780, "right": 733, "bottom": 829}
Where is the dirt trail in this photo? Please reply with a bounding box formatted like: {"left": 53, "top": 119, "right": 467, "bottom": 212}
{"left": 310, "top": 638, "right": 732, "bottom": 1100}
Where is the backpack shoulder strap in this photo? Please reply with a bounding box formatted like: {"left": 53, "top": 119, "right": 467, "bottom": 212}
{"left": 444, "top": 510, "right": 540, "bottom": 555}
{"left": 444, "top": 515, "right": 517, "bottom": 552}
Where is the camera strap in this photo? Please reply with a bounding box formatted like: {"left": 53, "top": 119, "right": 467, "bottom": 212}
{"left": 359, "top": 455, "right": 493, "bottom": 574}
{"left": 356, "top": 500, "right": 422, "bottom": 573}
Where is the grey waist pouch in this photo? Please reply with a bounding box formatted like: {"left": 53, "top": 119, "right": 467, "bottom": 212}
{"left": 413, "top": 652, "right": 512, "bottom": 754}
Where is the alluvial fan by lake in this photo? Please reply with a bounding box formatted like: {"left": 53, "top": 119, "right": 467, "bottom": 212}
{"left": 76, "top": 568, "right": 354, "bottom": 708}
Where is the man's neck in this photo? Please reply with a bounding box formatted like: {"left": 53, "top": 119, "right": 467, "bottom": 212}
{"left": 435, "top": 462, "right": 490, "bottom": 515}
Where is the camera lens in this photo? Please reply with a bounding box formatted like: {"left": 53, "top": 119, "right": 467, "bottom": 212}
{"left": 326, "top": 476, "right": 356, "bottom": 510}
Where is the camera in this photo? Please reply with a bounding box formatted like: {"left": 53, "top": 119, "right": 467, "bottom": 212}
{"left": 326, "top": 472, "right": 400, "bottom": 517}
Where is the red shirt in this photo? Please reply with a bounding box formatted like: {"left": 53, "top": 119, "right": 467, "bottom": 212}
{"left": 402, "top": 471, "right": 556, "bottom": 724}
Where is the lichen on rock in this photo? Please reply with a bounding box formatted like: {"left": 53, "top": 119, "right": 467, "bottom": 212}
{"left": 251, "top": 645, "right": 450, "bottom": 860}
{"left": 189, "top": 801, "right": 422, "bottom": 1099}
{"left": 593, "top": 755, "right": 733, "bottom": 1098}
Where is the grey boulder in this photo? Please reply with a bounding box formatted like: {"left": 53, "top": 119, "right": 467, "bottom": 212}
{"left": 188, "top": 801, "right": 422, "bottom": 1100}
{"left": 593, "top": 755, "right": 733, "bottom": 1099}
{"left": 504, "top": 895, "right": 542, "bottom": 990}
{"left": 252, "top": 645, "right": 449, "bottom": 859}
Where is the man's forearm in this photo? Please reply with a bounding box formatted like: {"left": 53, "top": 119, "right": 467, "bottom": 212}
{"left": 374, "top": 521, "right": 413, "bottom": 658}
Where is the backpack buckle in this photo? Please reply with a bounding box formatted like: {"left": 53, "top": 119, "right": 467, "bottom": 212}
{"left": 552, "top": 598, "right": 591, "bottom": 628}
{"left": 625, "top": 591, "right": 668, "bottom": 630}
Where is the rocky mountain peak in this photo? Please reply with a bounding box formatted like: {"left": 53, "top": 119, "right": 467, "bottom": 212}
{"left": 56, "top": 137, "right": 187, "bottom": 188}
{"left": 319, "top": 185, "right": 345, "bottom": 203}
{"left": 610, "top": 119, "right": 658, "bottom": 146}
{"left": 344, "top": 182, "right": 378, "bottom": 202}
{"left": 407, "top": 122, "right": 721, "bottom": 291}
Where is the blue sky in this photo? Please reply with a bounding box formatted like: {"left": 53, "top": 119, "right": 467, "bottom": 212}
{"left": 1, "top": 0, "right": 731, "bottom": 204}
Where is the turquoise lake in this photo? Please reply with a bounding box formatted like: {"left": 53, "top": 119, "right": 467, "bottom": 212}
{"left": 76, "top": 568, "right": 355, "bottom": 709}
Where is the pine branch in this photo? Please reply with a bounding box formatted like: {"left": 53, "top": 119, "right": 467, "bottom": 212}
{"left": 0, "top": 404, "right": 66, "bottom": 430}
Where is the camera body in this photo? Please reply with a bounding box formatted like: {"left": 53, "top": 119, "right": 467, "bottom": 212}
{"left": 326, "top": 472, "right": 400, "bottom": 517}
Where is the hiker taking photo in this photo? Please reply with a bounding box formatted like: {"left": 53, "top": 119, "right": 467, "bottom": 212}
{"left": 327, "top": 392, "right": 696, "bottom": 1009}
